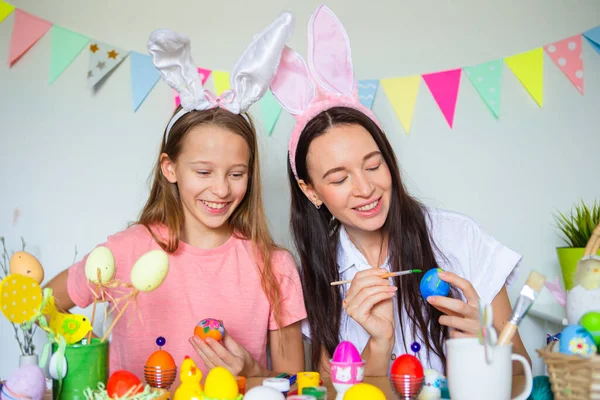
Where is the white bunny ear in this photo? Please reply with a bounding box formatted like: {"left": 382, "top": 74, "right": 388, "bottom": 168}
{"left": 229, "top": 12, "right": 295, "bottom": 113}
{"left": 307, "top": 5, "right": 355, "bottom": 96}
{"left": 270, "top": 46, "right": 315, "bottom": 115}
{"left": 147, "top": 29, "right": 210, "bottom": 111}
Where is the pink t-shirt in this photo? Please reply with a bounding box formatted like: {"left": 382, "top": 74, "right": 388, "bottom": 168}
{"left": 67, "top": 224, "right": 306, "bottom": 379}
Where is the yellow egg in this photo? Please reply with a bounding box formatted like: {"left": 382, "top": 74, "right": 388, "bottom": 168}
{"left": 343, "top": 383, "right": 386, "bottom": 400}
{"left": 204, "top": 367, "right": 239, "bottom": 399}
{"left": 85, "top": 246, "right": 116, "bottom": 283}
{"left": 130, "top": 250, "right": 169, "bottom": 292}
{"left": 0, "top": 274, "right": 43, "bottom": 324}
{"left": 9, "top": 252, "right": 44, "bottom": 284}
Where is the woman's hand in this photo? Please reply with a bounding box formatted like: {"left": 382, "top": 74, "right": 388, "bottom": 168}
{"left": 426, "top": 270, "right": 480, "bottom": 338}
{"left": 189, "top": 331, "right": 261, "bottom": 377}
{"left": 343, "top": 268, "right": 397, "bottom": 343}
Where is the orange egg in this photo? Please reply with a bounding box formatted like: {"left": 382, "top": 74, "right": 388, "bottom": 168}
{"left": 10, "top": 251, "right": 44, "bottom": 284}
{"left": 194, "top": 318, "right": 224, "bottom": 342}
{"left": 146, "top": 350, "right": 176, "bottom": 369}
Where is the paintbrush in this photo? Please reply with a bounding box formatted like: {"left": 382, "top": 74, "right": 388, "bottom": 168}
{"left": 497, "top": 270, "right": 546, "bottom": 345}
{"left": 330, "top": 269, "right": 422, "bottom": 286}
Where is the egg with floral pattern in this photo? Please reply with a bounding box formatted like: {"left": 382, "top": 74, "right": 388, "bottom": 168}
{"left": 194, "top": 318, "right": 225, "bottom": 342}
{"left": 559, "top": 324, "right": 597, "bottom": 356}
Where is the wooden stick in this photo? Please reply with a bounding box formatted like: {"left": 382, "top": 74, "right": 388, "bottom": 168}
{"left": 101, "top": 293, "right": 135, "bottom": 342}
{"left": 86, "top": 268, "right": 102, "bottom": 343}
{"left": 330, "top": 269, "right": 422, "bottom": 286}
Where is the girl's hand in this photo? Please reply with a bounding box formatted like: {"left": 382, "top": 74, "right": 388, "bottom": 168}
{"left": 189, "top": 331, "right": 261, "bottom": 377}
{"left": 343, "top": 268, "right": 397, "bottom": 344}
{"left": 426, "top": 270, "right": 480, "bottom": 338}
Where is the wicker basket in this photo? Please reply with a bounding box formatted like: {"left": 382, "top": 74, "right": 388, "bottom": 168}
{"left": 537, "top": 222, "right": 600, "bottom": 399}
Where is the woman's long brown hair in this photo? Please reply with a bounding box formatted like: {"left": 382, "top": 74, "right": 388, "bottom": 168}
{"left": 290, "top": 107, "right": 455, "bottom": 371}
{"left": 138, "top": 106, "right": 283, "bottom": 329}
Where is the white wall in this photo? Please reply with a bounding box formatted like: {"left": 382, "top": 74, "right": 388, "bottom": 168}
{"left": 1, "top": 0, "right": 599, "bottom": 379}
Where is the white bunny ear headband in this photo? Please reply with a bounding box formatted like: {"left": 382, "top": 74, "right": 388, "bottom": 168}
{"left": 148, "top": 12, "right": 295, "bottom": 137}
{"left": 269, "top": 5, "right": 382, "bottom": 180}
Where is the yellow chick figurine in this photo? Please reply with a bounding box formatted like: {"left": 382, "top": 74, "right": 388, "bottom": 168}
{"left": 42, "top": 296, "right": 92, "bottom": 344}
{"left": 575, "top": 257, "right": 600, "bottom": 290}
{"left": 173, "top": 356, "right": 204, "bottom": 400}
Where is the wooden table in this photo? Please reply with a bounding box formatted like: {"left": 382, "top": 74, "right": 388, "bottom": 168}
{"left": 247, "top": 377, "right": 395, "bottom": 399}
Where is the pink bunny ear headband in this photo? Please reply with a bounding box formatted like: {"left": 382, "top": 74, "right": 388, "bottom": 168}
{"left": 270, "top": 5, "right": 382, "bottom": 180}
{"left": 148, "top": 12, "right": 295, "bottom": 138}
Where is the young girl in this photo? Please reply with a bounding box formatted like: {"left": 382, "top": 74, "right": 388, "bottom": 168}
{"left": 270, "top": 5, "right": 530, "bottom": 377}
{"left": 45, "top": 12, "right": 306, "bottom": 379}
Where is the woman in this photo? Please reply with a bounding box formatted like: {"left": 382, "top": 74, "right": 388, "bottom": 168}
{"left": 270, "top": 5, "right": 530, "bottom": 376}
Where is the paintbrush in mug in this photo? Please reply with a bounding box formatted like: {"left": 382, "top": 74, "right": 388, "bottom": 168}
{"left": 330, "top": 269, "right": 422, "bottom": 286}
{"left": 497, "top": 270, "right": 546, "bottom": 345}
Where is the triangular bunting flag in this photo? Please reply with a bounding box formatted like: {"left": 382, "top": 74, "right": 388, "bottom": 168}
{"left": 505, "top": 48, "right": 543, "bottom": 107}
{"left": 49, "top": 26, "right": 89, "bottom": 84}
{"left": 212, "top": 71, "right": 231, "bottom": 96}
{"left": 422, "top": 69, "right": 462, "bottom": 128}
{"left": 463, "top": 59, "right": 503, "bottom": 118}
{"left": 358, "top": 79, "right": 379, "bottom": 109}
{"left": 8, "top": 9, "right": 52, "bottom": 67}
{"left": 130, "top": 52, "right": 161, "bottom": 112}
{"left": 174, "top": 67, "right": 212, "bottom": 107}
{"left": 0, "top": 1, "right": 15, "bottom": 24}
{"left": 380, "top": 76, "right": 421, "bottom": 134}
{"left": 87, "top": 41, "right": 129, "bottom": 88}
{"left": 544, "top": 35, "right": 583, "bottom": 94}
{"left": 583, "top": 26, "right": 600, "bottom": 55}
{"left": 259, "top": 89, "right": 282, "bottom": 136}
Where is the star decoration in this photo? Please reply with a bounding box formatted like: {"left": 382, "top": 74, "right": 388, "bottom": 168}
{"left": 96, "top": 61, "right": 106, "bottom": 70}
{"left": 107, "top": 50, "right": 119, "bottom": 59}
{"left": 87, "top": 70, "right": 93, "bottom": 78}
{"left": 89, "top": 44, "right": 99, "bottom": 53}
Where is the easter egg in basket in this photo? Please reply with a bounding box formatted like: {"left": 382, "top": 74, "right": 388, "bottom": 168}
{"left": 580, "top": 311, "right": 600, "bottom": 347}
{"left": 559, "top": 324, "right": 597, "bottom": 356}
{"left": 194, "top": 318, "right": 225, "bottom": 341}
{"left": 420, "top": 268, "right": 450, "bottom": 300}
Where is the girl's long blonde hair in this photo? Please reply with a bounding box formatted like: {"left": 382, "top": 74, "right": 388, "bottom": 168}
{"left": 138, "top": 106, "right": 283, "bottom": 329}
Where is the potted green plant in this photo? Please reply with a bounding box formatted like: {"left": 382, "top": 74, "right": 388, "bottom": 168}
{"left": 554, "top": 199, "right": 600, "bottom": 290}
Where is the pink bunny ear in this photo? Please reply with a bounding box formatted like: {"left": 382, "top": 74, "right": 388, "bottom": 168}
{"left": 270, "top": 46, "right": 315, "bottom": 115}
{"left": 308, "top": 5, "right": 355, "bottom": 96}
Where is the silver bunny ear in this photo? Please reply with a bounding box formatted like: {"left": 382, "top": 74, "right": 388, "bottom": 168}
{"left": 229, "top": 12, "right": 295, "bottom": 113}
{"left": 147, "top": 29, "right": 211, "bottom": 112}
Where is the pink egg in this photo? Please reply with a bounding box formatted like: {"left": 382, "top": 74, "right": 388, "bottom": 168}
{"left": 332, "top": 341, "right": 362, "bottom": 363}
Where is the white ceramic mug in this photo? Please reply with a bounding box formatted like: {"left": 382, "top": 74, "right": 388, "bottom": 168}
{"left": 446, "top": 337, "right": 532, "bottom": 400}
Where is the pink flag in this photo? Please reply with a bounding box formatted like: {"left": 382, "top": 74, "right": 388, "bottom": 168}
{"left": 544, "top": 35, "right": 584, "bottom": 94}
{"left": 174, "top": 67, "right": 212, "bottom": 107}
{"left": 422, "top": 69, "right": 462, "bottom": 128}
{"left": 9, "top": 9, "right": 52, "bottom": 66}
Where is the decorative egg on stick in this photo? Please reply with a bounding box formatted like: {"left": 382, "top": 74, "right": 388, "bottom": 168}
{"left": 9, "top": 251, "right": 44, "bottom": 284}
{"left": 101, "top": 249, "right": 169, "bottom": 342}
{"left": 84, "top": 246, "right": 118, "bottom": 343}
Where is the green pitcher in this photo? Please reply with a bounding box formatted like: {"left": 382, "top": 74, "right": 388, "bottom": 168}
{"left": 52, "top": 338, "right": 109, "bottom": 400}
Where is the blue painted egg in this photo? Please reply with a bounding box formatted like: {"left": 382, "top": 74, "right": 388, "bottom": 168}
{"left": 559, "top": 324, "right": 597, "bottom": 356}
{"left": 420, "top": 268, "right": 450, "bottom": 300}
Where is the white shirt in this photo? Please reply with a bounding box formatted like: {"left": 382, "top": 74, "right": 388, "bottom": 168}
{"left": 303, "top": 208, "right": 522, "bottom": 373}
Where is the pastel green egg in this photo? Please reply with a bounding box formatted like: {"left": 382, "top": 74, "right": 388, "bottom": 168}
{"left": 130, "top": 250, "right": 169, "bottom": 292}
{"left": 580, "top": 311, "right": 600, "bottom": 347}
{"left": 85, "top": 246, "right": 115, "bottom": 283}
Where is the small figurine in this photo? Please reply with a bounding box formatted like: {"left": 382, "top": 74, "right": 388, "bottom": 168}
{"left": 173, "top": 356, "right": 203, "bottom": 400}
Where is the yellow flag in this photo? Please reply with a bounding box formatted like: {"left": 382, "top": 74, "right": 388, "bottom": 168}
{"left": 380, "top": 76, "right": 421, "bottom": 134}
{"left": 212, "top": 70, "right": 231, "bottom": 96}
{"left": 505, "top": 48, "right": 543, "bottom": 107}
{"left": 0, "top": 1, "right": 15, "bottom": 23}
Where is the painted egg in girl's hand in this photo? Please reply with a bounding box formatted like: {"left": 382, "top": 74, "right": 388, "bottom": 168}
{"left": 420, "top": 268, "right": 450, "bottom": 300}
{"left": 194, "top": 318, "right": 225, "bottom": 341}
{"left": 559, "top": 324, "right": 597, "bottom": 356}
